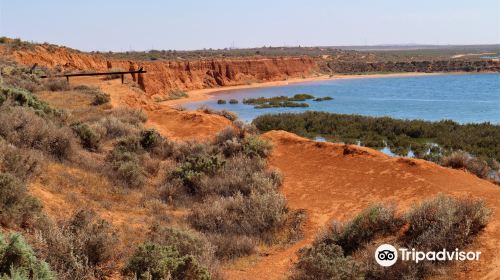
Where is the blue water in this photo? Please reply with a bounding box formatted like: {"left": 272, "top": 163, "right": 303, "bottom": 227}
{"left": 186, "top": 73, "right": 500, "bottom": 124}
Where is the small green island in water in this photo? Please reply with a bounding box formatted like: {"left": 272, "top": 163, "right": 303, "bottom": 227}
{"left": 218, "top": 94, "right": 334, "bottom": 109}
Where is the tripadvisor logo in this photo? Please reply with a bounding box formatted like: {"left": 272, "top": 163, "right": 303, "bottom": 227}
{"left": 374, "top": 244, "right": 481, "bottom": 267}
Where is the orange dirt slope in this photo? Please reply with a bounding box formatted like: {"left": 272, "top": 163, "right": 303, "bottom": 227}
{"left": 224, "top": 131, "right": 500, "bottom": 280}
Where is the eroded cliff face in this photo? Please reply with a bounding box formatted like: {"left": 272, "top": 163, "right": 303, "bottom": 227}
{"left": 8, "top": 45, "right": 318, "bottom": 97}
{"left": 7, "top": 44, "right": 499, "bottom": 98}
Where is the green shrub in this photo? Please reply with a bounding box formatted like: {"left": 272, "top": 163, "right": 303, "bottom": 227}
{"left": 148, "top": 225, "right": 213, "bottom": 261}
{"left": 292, "top": 195, "right": 491, "bottom": 280}
{"left": 229, "top": 99, "right": 238, "bottom": 104}
{"left": 124, "top": 242, "right": 210, "bottom": 280}
{"left": 291, "top": 243, "right": 362, "bottom": 280}
{"left": 196, "top": 155, "right": 277, "bottom": 197}
{"left": 0, "top": 233, "right": 54, "bottom": 280}
{"left": 198, "top": 106, "right": 238, "bottom": 121}
{"left": 0, "top": 173, "right": 42, "bottom": 227}
{"left": 116, "top": 159, "right": 145, "bottom": 188}
{"left": 319, "top": 205, "right": 403, "bottom": 255}
{"left": 67, "top": 210, "right": 118, "bottom": 266}
{"left": 313, "top": 97, "right": 334, "bottom": 101}
{"left": 217, "top": 99, "right": 226, "bottom": 104}
{"left": 170, "top": 152, "right": 225, "bottom": 195}
{"left": 0, "top": 107, "right": 75, "bottom": 160}
{"left": 97, "top": 116, "right": 139, "bottom": 139}
{"left": 188, "top": 192, "right": 287, "bottom": 238}
{"left": 441, "top": 151, "right": 491, "bottom": 178}
{"left": 403, "top": 195, "right": 490, "bottom": 251}
{"left": 71, "top": 122, "right": 101, "bottom": 151}
{"left": 289, "top": 93, "right": 315, "bottom": 101}
{"left": 109, "top": 107, "right": 147, "bottom": 125}
{"left": 0, "top": 62, "right": 43, "bottom": 92}
{"left": 106, "top": 137, "right": 146, "bottom": 188}
{"left": 44, "top": 78, "right": 69, "bottom": 91}
{"left": 0, "top": 87, "right": 58, "bottom": 115}
{"left": 207, "top": 234, "right": 255, "bottom": 260}
{"left": 35, "top": 210, "right": 118, "bottom": 279}
{"left": 92, "top": 91, "right": 110, "bottom": 106}
{"left": 242, "top": 135, "right": 272, "bottom": 158}
{"left": 140, "top": 128, "right": 162, "bottom": 150}
{"left": 0, "top": 142, "right": 41, "bottom": 182}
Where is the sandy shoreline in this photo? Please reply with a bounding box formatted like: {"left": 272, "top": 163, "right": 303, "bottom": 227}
{"left": 163, "top": 72, "right": 447, "bottom": 106}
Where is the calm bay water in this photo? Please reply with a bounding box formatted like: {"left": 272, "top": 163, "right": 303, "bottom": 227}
{"left": 186, "top": 73, "right": 500, "bottom": 124}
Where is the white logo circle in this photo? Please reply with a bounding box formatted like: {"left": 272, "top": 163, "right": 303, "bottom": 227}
{"left": 375, "top": 244, "right": 398, "bottom": 267}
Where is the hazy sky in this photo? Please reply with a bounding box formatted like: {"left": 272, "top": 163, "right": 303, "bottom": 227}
{"left": 1, "top": 0, "right": 499, "bottom": 51}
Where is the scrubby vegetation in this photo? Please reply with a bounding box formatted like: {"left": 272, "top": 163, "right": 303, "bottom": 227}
{"left": 73, "top": 85, "right": 111, "bottom": 105}
{"left": 217, "top": 99, "right": 226, "bottom": 104}
{"left": 243, "top": 94, "right": 319, "bottom": 109}
{"left": 291, "top": 195, "right": 490, "bottom": 280}
{"left": 229, "top": 99, "right": 238, "bottom": 104}
{"left": 159, "top": 125, "right": 295, "bottom": 259}
{"left": 0, "top": 59, "right": 301, "bottom": 279}
{"left": 0, "top": 232, "right": 55, "bottom": 280}
{"left": 167, "top": 90, "right": 189, "bottom": 100}
{"left": 198, "top": 106, "right": 238, "bottom": 121}
{"left": 124, "top": 225, "right": 216, "bottom": 280}
{"left": 314, "top": 96, "right": 334, "bottom": 101}
{"left": 253, "top": 111, "right": 499, "bottom": 179}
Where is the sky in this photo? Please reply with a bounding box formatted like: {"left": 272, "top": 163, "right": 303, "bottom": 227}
{"left": 1, "top": 0, "right": 499, "bottom": 51}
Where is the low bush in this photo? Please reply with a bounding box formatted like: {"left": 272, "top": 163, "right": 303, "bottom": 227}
{"left": 67, "top": 210, "right": 118, "bottom": 267}
{"left": 403, "top": 195, "right": 490, "bottom": 251}
{"left": 124, "top": 242, "right": 210, "bottom": 280}
{"left": 109, "top": 107, "right": 147, "bottom": 125}
{"left": 318, "top": 205, "right": 403, "bottom": 255}
{"left": 0, "top": 172, "right": 42, "bottom": 228}
{"left": 44, "top": 78, "right": 69, "bottom": 91}
{"left": 0, "top": 86, "right": 58, "bottom": 115}
{"left": 242, "top": 135, "right": 272, "bottom": 158}
{"left": 217, "top": 99, "right": 226, "bottom": 104}
{"left": 198, "top": 106, "right": 238, "bottom": 121}
{"left": 0, "top": 61, "right": 43, "bottom": 92}
{"left": 291, "top": 195, "right": 491, "bottom": 280}
{"left": 169, "top": 151, "right": 225, "bottom": 195}
{"left": 291, "top": 243, "right": 362, "bottom": 280}
{"left": 0, "top": 232, "right": 55, "bottom": 280}
{"left": 0, "top": 106, "right": 75, "bottom": 160}
{"left": 35, "top": 210, "right": 118, "bottom": 279}
{"left": 72, "top": 85, "right": 110, "bottom": 105}
{"left": 96, "top": 116, "right": 139, "bottom": 139}
{"left": 140, "top": 128, "right": 162, "bottom": 150}
{"left": 229, "top": 99, "right": 238, "bottom": 104}
{"left": 207, "top": 234, "right": 255, "bottom": 260}
{"left": 188, "top": 191, "right": 287, "bottom": 239}
{"left": 106, "top": 136, "right": 146, "bottom": 188}
{"left": 441, "top": 150, "right": 491, "bottom": 178}
{"left": 0, "top": 142, "right": 42, "bottom": 182}
{"left": 197, "top": 156, "right": 278, "bottom": 197}
{"left": 71, "top": 122, "right": 101, "bottom": 151}
{"left": 92, "top": 91, "right": 110, "bottom": 106}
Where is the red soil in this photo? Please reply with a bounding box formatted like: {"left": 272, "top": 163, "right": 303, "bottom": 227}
{"left": 6, "top": 45, "right": 500, "bottom": 279}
